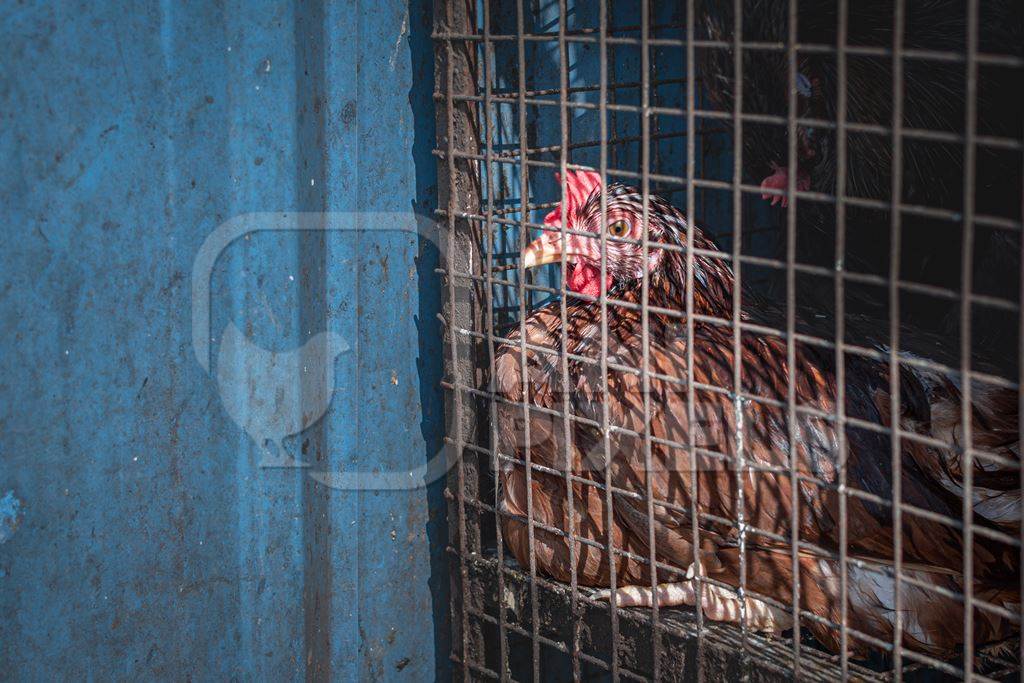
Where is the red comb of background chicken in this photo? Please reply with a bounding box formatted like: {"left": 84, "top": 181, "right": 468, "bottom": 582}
{"left": 542, "top": 168, "right": 610, "bottom": 298}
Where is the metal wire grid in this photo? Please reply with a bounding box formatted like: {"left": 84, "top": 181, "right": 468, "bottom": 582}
{"left": 434, "top": 0, "right": 1023, "bottom": 680}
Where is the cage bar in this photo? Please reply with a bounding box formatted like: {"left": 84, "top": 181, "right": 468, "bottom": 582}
{"left": 835, "top": 0, "right": 851, "bottom": 675}
{"left": 889, "top": 0, "right": 907, "bottom": 677}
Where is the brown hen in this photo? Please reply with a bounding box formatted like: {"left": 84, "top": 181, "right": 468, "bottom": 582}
{"left": 495, "top": 169, "right": 1020, "bottom": 658}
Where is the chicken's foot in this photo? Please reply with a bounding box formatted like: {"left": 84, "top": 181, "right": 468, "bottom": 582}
{"left": 592, "top": 564, "right": 793, "bottom": 635}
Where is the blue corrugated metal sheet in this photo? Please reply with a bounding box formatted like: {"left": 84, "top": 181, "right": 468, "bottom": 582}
{"left": 0, "top": 1, "right": 446, "bottom": 679}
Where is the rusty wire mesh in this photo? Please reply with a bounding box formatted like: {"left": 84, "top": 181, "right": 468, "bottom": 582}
{"left": 434, "top": 0, "right": 1024, "bottom": 680}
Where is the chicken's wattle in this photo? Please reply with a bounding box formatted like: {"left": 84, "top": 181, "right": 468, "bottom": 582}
{"left": 567, "top": 262, "right": 612, "bottom": 298}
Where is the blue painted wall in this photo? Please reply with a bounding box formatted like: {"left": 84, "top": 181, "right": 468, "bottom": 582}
{"left": 0, "top": 1, "right": 447, "bottom": 679}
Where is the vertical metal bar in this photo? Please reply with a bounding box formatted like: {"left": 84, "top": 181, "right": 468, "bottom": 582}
{"left": 784, "top": 0, "right": 802, "bottom": 674}
{"left": 556, "top": 1, "right": 582, "bottom": 680}
{"left": 638, "top": 1, "right": 662, "bottom": 679}
{"left": 443, "top": 37, "right": 472, "bottom": 680}
{"left": 1018, "top": 158, "right": 1023, "bottom": 679}
{"left": 960, "top": 0, "right": 979, "bottom": 677}
{"left": 834, "top": 0, "right": 851, "bottom": 676}
{"left": 597, "top": 0, "right": 622, "bottom": 678}
{"left": 609, "top": 13, "right": 619, "bottom": 172}
{"left": 729, "top": 0, "right": 751, "bottom": 677}
{"left": 889, "top": 0, "right": 906, "bottom": 678}
{"left": 480, "top": 3, "right": 509, "bottom": 678}
{"left": 513, "top": 2, "right": 541, "bottom": 679}
{"left": 649, "top": 11, "right": 662, "bottom": 180}
{"left": 694, "top": 38, "right": 706, "bottom": 230}
{"left": 684, "top": 1, "right": 706, "bottom": 677}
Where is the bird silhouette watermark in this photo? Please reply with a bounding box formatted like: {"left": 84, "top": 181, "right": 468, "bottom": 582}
{"left": 215, "top": 320, "right": 347, "bottom": 468}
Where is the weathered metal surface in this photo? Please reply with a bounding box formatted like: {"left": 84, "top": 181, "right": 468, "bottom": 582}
{"left": 0, "top": 0, "right": 446, "bottom": 679}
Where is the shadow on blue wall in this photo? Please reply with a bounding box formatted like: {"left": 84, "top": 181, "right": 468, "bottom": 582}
{"left": 408, "top": 0, "right": 451, "bottom": 679}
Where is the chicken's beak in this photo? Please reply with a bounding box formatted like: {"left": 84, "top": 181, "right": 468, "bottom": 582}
{"left": 522, "top": 230, "right": 580, "bottom": 269}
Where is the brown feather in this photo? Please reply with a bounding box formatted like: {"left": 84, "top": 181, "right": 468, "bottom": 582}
{"left": 494, "top": 180, "right": 1019, "bottom": 657}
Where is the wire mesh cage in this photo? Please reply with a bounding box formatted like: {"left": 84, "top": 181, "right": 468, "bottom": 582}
{"left": 433, "top": 0, "right": 1024, "bottom": 680}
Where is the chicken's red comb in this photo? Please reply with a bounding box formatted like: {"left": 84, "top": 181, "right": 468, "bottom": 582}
{"left": 543, "top": 168, "right": 603, "bottom": 227}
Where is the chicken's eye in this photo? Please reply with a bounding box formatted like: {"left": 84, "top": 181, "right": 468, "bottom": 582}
{"left": 608, "top": 220, "right": 630, "bottom": 238}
